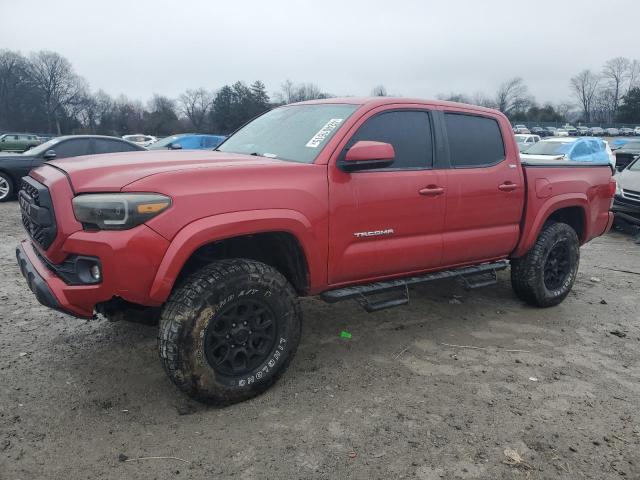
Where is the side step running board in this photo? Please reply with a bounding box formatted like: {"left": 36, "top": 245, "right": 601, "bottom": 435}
{"left": 320, "top": 260, "right": 509, "bottom": 312}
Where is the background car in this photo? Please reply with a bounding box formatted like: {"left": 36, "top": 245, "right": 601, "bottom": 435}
{"left": 520, "top": 137, "right": 613, "bottom": 168}
{"left": 634, "top": 127, "right": 640, "bottom": 136}
{"left": 513, "top": 124, "right": 530, "bottom": 134}
{"left": 589, "top": 126, "right": 605, "bottom": 136}
{"left": 613, "top": 140, "right": 640, "bottom": 171}
{"left": 148, "top": 133, "right": 226, "bottom": 150}
{"left": 612, "top": 157, "right": 640, "bottom": 229}
{"left": 565, "top": 125, "right": 578, "bottom": 136}
{"left": 0, "top": 133, "right": 41, "bottom": 152}
{"left": 0, "top": 135, "right": 145, "bottom": 202}
{"left": 545, "top": 126, "right": 557, "bottom": 136}
{"left": 122, "top": 134, "right": 157, "bottom": 147}
{"left": 554, "top": 128, "right": 569, "bottom": 137}
{"left": 604, "top": 127, "right": 620, "bottom": 136}
{"left": 514, "top": 134, "right": 541, "bottom": 152}
{"left": 576, "top": 126, "right": 590, "bottom": 136}
{"left": 530, "top": 126, "right": 550, "bottom": 137}
{"left": 619, "top": 127, "right": 635, "bottom": 136}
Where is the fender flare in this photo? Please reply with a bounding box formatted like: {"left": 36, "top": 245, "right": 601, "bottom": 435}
{"left": 512, "top": 194, "right": 588, "bottom": 258}
{"left": 148, "top": 209, "right": 320, "bottom": 302}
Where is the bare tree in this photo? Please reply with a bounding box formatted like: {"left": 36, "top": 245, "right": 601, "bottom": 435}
{"left": 570, "top": 70, "right": 600, "bottom": 122}
{"left": 371, "top": 85, "right": 388, "bottom": 96}
{"left": 276, "top": 79, "right": 329, "bottom": 103}
{"left": 627, "top": 59, "right": 640, "bottom": 94}
{"left": 28, "top": 51, "right": 86, "bottom": 134}
{"left": 592, "top": 88, "right": 616, "bottom": 123}
{"left": 602, "top": 56, "right": 630, "bottom": 116}
{"left": 495, "top": 77, "right": 532, "bottom": 115}
{"left": 178, "top": 88, "right": 213, "bottom": 132}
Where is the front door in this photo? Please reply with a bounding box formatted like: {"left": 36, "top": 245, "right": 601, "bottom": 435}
{"left": 328, "top": 108, "right": 446, "bottom": 285}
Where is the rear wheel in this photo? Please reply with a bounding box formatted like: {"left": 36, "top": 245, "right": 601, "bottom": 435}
{"left": 158, "top": 259, "right": 301, "bottom": 405}
{"left": 0, "top": 173, "right": 14, "bottom": 202}
{"left": 511, "top": 222, "right": 579, "bottom": 307}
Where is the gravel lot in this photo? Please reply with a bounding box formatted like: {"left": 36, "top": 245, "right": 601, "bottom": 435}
{"left": 1, "top": 201, "right": 639, "bottom": 479}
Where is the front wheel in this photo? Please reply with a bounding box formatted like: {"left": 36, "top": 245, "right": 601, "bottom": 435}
{"left": 158, "top": 259, "right": 301, "bottom": 405}
{"left": 510, "top": 222, "right": 580, "bottom": 307}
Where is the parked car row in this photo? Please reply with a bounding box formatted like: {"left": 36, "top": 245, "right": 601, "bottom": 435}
{"left": 514, "top": 125, "right": 640, "bottom": 137}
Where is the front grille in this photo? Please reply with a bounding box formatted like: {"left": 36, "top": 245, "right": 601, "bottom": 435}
{"left": 19, "top": 177, "right": 57, "bottom": 250}
{"left": 622, "top": 188, "right": 640, "bottom": 203}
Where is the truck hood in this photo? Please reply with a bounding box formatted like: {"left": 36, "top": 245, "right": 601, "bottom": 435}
{"left": 44, "top": 150, "right": 291, "bottom": 192}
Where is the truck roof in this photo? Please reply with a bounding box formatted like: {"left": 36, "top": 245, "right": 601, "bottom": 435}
{"left": 293, "top": 97, "right": 501, "bottom": 116}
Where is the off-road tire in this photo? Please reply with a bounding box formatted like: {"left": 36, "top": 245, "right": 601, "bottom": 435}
{"left": 158, "top": 259, "right": 301, "bottom": 405}
{"left": 0, "top": 172, "right": 14, "bottom": 202}
{"left": 510, "top": 222, "right": 579, "bottom": 307}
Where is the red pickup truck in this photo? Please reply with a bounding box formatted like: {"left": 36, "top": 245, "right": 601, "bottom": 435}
{"left": 16, "top": 98, "right": 615, "bottom": 404}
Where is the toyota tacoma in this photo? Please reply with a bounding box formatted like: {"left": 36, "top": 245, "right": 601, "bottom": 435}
{"left": 16, "top": 98, "right": 615, "bottom": 404}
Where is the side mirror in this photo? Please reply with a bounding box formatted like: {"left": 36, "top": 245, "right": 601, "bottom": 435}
{"left": 169, "top": 142, "right": 182, "bottom": 150}
{"left": 339, "top": 141, "right": 395, "bottom": 172}
{"left": 43, "top": 149, "right": 56, "bottom": 160}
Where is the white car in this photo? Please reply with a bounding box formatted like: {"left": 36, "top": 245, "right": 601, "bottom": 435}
{"left": 513, "top": 124, "right": 530, "bottom": 134}
{"left": 521, "top": 137, "right": 615, "bottom": 169}
{"left": 554, "top": 128, "right": 569, "bottom": 137}
{"left": 514, "top": 134, "right": 540, "bottom": 153}
{"left": 634, "top": 126, "right": 640, "bottom": 136}
{"left": 122, "top": 134, "right": 157, "bottom": 147}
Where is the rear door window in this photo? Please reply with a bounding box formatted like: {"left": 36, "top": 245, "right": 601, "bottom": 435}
{"left": 95, "top": 138, "right": 141, "bottom": 154}
{"left": 444, "top": 113, "right": 505, "bottom": 168}
{"left": 345, "top": 110, "right": 433, "bottom": 169}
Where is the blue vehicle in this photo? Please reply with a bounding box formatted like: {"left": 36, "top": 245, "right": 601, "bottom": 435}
{"left": 520, "top": 137, "right": 614, "bottom": 168}
{"left": 148, "top": 134, "right": 226, "bottom": 150}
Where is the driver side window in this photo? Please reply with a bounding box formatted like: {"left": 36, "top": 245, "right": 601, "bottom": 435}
{"left": 345, "top": 110, "right": 433, "bottom": 170}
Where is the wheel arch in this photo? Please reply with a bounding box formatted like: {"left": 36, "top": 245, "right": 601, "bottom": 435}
{"left": 512, "top": 195, "right": 588, "bottom": 258}
{"left": 149, "top": 209, "right": 320, "bottom": 302}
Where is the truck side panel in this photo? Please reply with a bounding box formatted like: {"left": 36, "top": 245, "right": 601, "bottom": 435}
{"left": 513, "top": 165, "right": 614, "bottom": 258}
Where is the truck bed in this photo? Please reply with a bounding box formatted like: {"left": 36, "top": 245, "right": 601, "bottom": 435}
{"left": 514, "top": 160, "right": 614, "bottom": 257}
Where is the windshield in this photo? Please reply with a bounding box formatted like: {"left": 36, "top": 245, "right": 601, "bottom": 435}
{"left": 217, "top": 104, "right": 358, "bottom": 163}
{"left": 629, "top": 158, "right": 640, "bottom": 171}
{"left": 26, "top": 138, "right": 62, "bottom": 156}
{"left": 149, "top": 135, "right": 184, "bottom": 149}
{"left": 524, "top": 140, "right": 574, "bottom": 155}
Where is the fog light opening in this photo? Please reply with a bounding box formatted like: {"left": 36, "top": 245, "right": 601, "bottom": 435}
{"left": 90, "top": 264, "right": 101, "bottom": 282}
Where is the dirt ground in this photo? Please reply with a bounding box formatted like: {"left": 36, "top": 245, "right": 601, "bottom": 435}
{"left": 0, "top": 201, "right": 639, "bottom": 480}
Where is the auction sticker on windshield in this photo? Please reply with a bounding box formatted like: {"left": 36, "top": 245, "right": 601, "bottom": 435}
{"left": 305, "top": 118, "right": 343, "bottom": 148}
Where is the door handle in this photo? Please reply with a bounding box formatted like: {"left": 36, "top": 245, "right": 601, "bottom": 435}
{"left": 419, "top": 185, "right": 444, "bottom": 196}
{"left": 498, "top": 182, "right": 518, "bottom": 192}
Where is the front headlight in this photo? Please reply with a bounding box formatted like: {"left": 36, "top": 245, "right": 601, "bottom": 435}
{"left": 615, "top": 180, "right": 622, "bottom": 196}
{"left": 72, "top": 193, "right": 171, "bottom": 230}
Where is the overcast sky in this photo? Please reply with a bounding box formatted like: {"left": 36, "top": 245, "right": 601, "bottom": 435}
{"left": 2, "top": 0, "right": 638, "bottom": 105}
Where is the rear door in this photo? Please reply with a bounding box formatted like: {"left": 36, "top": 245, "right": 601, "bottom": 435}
{"left": 327, "top": 108, "right": 446, "bottom": 285}
{"left": 440, "top": 110, "right": 524, "bottom": 265}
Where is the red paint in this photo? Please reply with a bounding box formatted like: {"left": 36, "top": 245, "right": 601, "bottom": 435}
{"left": 22, "top": 98, "right": 614, "bottom": 318}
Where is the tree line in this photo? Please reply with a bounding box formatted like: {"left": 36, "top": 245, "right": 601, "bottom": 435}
{"left": 0, "top": 50, "right": 334, "bottom": 136}
{"left": 438, "top": 57, "right": 640, "bottom": 125}
{"left": 2, "top": 49, "right": 640, "bottom": 137}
